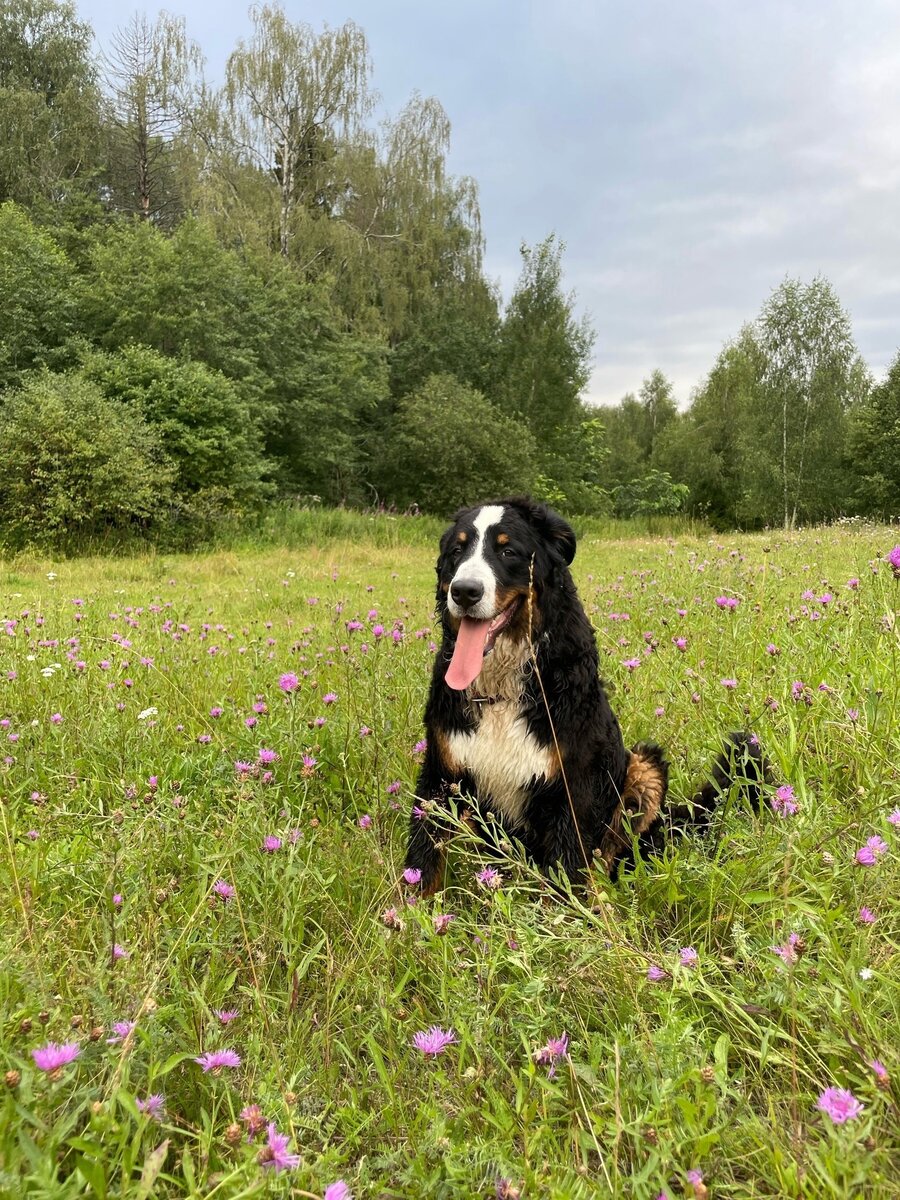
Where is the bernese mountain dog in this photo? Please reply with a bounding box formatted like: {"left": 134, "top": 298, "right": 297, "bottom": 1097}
{"left": 405, "top": 496, "right": 765, "bottom": 896}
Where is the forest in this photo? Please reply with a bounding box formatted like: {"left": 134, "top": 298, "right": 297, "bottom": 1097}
{"left": 2, "top": 0, "right": 899, "bottom": 547}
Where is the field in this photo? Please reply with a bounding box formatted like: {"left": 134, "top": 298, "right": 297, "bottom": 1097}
{"left": 1, "top": 519, "right": 898, "bottom": 1199}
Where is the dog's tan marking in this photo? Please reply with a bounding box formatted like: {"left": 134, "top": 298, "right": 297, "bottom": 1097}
{"left": 496, "top": 532, "right": 510, "bottom": 545}
{"left": 456, "top": 531, "right": 468, "bottom": 543}
{"left": 597, "top": 748, "right": 666, "bottom": 875}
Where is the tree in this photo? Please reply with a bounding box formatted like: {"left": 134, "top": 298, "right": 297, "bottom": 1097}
{"left": 756, "top": 276, "right": 859, "bottom": 528}
{"left": 614, "top": 469, "right": 689, "bottom": 524}
{"left": 382, "top": 373, "right": 538, "bottom": 513}
{"left": 102, "top": 12, "right": 202, "bottom": 224}
{"left": 496, "top": 236, "right": 594, "bottom": 442}
{"left": 0, "top": 372, "right": 173, "bottom": 548}
{"left": 847, "top": 352, "right": 898, "bottom": 516}
{"left": 0, "top": 0, "right": 101, "bottom": 208}
{"left": 0, "top": 202, "right": 76, "bottom": 387}
{"left": 639, "top": 369, "right": 677, "bottom": 442}
{"left": 223, "top": 6, "right": 372, "bottom": 258}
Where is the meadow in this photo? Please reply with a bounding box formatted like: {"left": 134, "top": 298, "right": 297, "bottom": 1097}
{"left": 0, "top": 517, "right": 898, "bottom": 1199}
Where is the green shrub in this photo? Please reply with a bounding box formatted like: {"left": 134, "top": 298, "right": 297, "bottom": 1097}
{"left": 81, "top": 345, "right": 271, "bottom": 516}
{"left": 0, "top": 371, "right": 173, "bottom": 548}
{"left": 383, "top": 373, "right": 538, "bottom": 513}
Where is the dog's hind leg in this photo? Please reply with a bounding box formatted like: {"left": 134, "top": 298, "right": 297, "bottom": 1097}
{"left": 597, "top": 742, "right": 669, "bottom": 880}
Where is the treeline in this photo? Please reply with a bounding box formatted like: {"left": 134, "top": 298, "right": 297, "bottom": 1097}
{"left": 603, "top": 280, "right": 900, "bottom": 529}
{"left": 0, "top": 0, "right": 605, "bottom": 548}
{"left": 1, "top": 1, "right": 898, "bottom": 549}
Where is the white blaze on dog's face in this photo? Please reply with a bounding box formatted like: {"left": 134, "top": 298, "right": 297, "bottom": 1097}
{"left": 446, "top": 504, "right": 504, "bottom": 621}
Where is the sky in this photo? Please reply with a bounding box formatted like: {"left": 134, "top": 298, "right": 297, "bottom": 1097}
{"left": 77, "top": 0, "right": 900, "bottom": 407}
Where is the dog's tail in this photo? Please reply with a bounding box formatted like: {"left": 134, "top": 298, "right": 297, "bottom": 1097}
{"left": 665, "top": 732, "right": 769, "bottom": 836}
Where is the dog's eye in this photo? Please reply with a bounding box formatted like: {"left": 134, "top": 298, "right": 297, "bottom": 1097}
{"left": 500, "top": 547, "right": 516, "bottom": 559}
{"left": 450, "top": 544, "right": 463, "bottom": 557}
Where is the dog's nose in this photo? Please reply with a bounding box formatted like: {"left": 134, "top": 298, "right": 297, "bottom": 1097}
{"left": 450, "top": 579, "right": 485, "bottom": 610}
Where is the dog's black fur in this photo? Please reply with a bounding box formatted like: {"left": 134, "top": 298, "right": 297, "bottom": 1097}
{"left": 405, "top": 497, "right": 767, "bottom": 894}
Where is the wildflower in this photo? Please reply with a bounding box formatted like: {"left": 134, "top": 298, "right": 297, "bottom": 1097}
{"left": 112, "top": 893, "right": 123, "bottom": 906}
{"left": 888, "top": 808, "right": 900, "bottom": 826}
{"left": 258, "top": 1122, "right": 300, "bottom": 1171}
{"left": 240, "top": 1104, "right": 266, "bottom": 1136}
{"left": 673, "top": 636, "right": 687, "bottom": 651}
{"left": 771, "top": 784, "right": 798, "bottom": 817}
{"left": 324, "top": 1183, "right": 351, "bottom": 1200}
{"left": 847, "top": 577, "right": 860, "bottom": 589}
{"left": 214, "top": 1009, "right": 239, "bottom": 1024}
{"left": 869, "top": 1060, "right": 889, "bottom": 1089}
{"left": 136, "top": 1093, "right": 165, "bottom": 1120}
{"left": 32, "top": 1042, "right": 80, "bottom": 1074}
{"left": 262, "top": 835, "right": 282, "bottom": 853}
{"left": 772, "top": 932, "right": 803, "bottom": 964}
{"left": 213, "top": 879, "right": 235, "bottom": 901}
{"left": 816, "top": 1086, "right": 864, "bottom": 1124}
{"left": 50, "top": 712, "right": 62, "bottom": 724}
{"left": 433, "top": 913, "right": 455, "bottom": 934}
{"left": 112, "top": 943, "right": 129, "bottom": 961}
{"left": 386, "top": 780, "right": 401, "bottom": 795}
{"left": 646, "top": 964, "right": 667, "bottom": 982}
{"left": 858, "top": 907, "right": 876, "bottom": 924}
{"left": 381, "top": 907, "right": 404, "bottom": 930}
{"left": 194, "top": 1049, "right": 240, "bottom": 1073}
{"left": 137, "top": 707, "right": 157, "bottom": 720}
{"left": 622, "top": 657, "right": 641, "bottom": 671}
{"left": 278, "top": 673, "right": 300, "bottom": 693}
{"left": 856, "top": 836, "right": 888, "bottom": 866}
{"left": 257, "top": 748, "right": 277, "bottom": 765}
{"left": 301, "top": 754, "right": 317, "bottom": 777}
{"left": 859, "top": 967, "right": 873, "bottom": 980}
{"left": 720, "top": 677, "right": 737, "bottom": 689}
{"left": 322, "top": 692, "right": 338, "bottom": 705}
{"left": 477, "top": 867, "right": 502, "bottom": 889}
{"left": 847, "top": 708, "right": 859, "bottom": 723}
{"left": 715, "top": 596, "right": 739, "bottom": 609}
{"left": 107, "top": 1021, "right": 136, "bottom": 1044}
{"left": 888, "top": 545, "right": 900, "bottom": 577}
{"left": 534, "top": 1033, "right": 569, "bottom": 1071}
{"left": 402, "top": 868, "right": 422, "bottom": 886}
{"left": 412, "top": 1026, "right": 458, "bottom": 1056}
{"left": 358, "top": 814, "right": 372, "bottom": 829}
{"left": 679, "top": 946, "right": 698, "bottom": 968}
{"left": 210, "top": 706, "right": 223, "bottom": 718}
{"left": 766, "top": 643, "right": 780, "bottom": 655}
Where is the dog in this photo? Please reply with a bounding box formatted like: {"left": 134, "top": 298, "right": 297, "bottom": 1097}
{"left": 404, "top": 497, "right": 766, "bottom": 896}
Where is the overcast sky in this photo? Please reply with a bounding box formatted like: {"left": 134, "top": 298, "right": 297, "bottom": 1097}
{"left": 77, "top": 0, "right": 900, "bottom": 406}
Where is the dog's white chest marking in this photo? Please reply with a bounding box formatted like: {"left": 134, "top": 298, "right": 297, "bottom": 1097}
{"left": 445, "top": 638, "right": 556, "bottom": 827}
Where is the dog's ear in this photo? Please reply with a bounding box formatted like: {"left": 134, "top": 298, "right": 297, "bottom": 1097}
{"left": 506, "top": 497, "right": 576, "bottom": 565}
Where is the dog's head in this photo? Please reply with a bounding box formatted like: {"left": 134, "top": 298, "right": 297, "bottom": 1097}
{"left": 435, "top": 497, "right": 576, "bottom": 690}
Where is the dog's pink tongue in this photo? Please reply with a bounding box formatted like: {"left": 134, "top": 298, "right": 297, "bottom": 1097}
{"left": 446, "top": 617, "right": 492, "bottom": 690}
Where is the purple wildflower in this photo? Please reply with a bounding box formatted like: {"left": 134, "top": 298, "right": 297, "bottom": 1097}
{"left": 358, "top": 814, "right": 372, "bottom": 829}
{"left": 386, "top": 780, "right": 402, "bottom": 795}
{"left": 32, "top": 1042, "right": 80, "bottom": 1073}
{"left": 433, "top": 913, "right": 455, "bottom": 934}
{"left": 720, "top": 677, "right": 737, "bottom": 689}
{"left": 889, "top": 808, "right": 900, "bottom": 826}
{"left": 402, "top": 867, "right": 422, "bottom": 886}
{"left": 856, "top": 836, "right": 888, "bottom": 866}
{"left": 679, "top": 946, "right": 698, "bottom": 968}
{"left": 477, "top": 867, "right": 502, "bottom": 889}
{"left": 534, "top": 1033, "right": 569, "bottom": 1069}
{"left": 646, "top": 964, "right": 667, "bottom": 982}
{"left": 888, "top": 545, "right": 900, "bottom": 576}
{"left": 771, "top": 784, "right": 798, "bottom": 817}
{"left": 136, "top": 1093, "right": 165, "bottom": 1120}
{"left": 112, "top": 943, "right": 129, "bottom": 960}
{"left": 213, "top": 879, "right": 235, "bottom": 901}
{"left": 278, "top": 672, "right": 300, "bottom": 693}
{"left": 262, "top": 835, "right": 282, "bottom": 852}
{"left": 107, "top": 1021, "right": 136, "bottom": 1043}
{"left": 816, "top": 1086, "right": 864, "bottom": 1124}
{"left": 858, "top": 907, "right": 876, "bottom": 925}
{"left": 214, "top": 1009, "right": 239, "bottom": 1024}
{"left": 322, "top": 692, "right": 338, "bottom": 705}
{"left": 324, "top": 1184, "right": 351, "bottom": 1200}
{"left": 257, "top": 748, "right": 278, "bottom": 764}
{"left": 240, "top": 1104, "right": 266, "bottom": 1136}
{"left": 258, "top": 1123, "right": 300, "bottom": 1171}
{"left": 194, "top": 1048, "right": 240, "bottom": 1073}
{"left": 412, "top": 1026, "right": 458, "bottom": 1056}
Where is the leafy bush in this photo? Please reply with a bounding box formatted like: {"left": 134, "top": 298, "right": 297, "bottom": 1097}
{"left": 382, "top": 373, "right": 538, "bottom": 513}
{"left": 0, "top": 371, "right": 173, "bottom": 548}
{"left": 614, "top": 468, "right": 690, "bottom": 520}
{"left": 81, "top": 346, "right": 271, "bottom": 516}
{"left": 0, "top": 202, "right": 76, "bottom": 387}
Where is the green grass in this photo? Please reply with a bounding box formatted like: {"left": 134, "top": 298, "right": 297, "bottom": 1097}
{"left": 0, "top": 525, "right": 898, "bottom": 1198}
